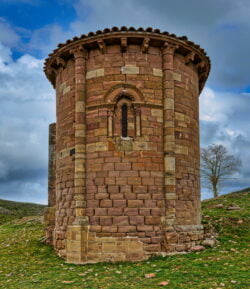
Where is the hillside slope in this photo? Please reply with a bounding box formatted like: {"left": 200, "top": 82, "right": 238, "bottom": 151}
{"left": 0, "top": 189, "right": 249, "bottom": 289}
{"left": 0, "top": 199, "right": 45, "bottom": 225}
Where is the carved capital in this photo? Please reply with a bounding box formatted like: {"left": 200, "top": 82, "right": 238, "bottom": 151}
{"left": 47, "top": 66, "right": 57, "bottom": 75}
{"left": 56, "top": 56, "right": 66, "bottom": 68}
{"left": 162, "top": 42, "right": 179, "bottom": 55}
{"left": 141, "top": 38, "right": 150, "bottom": 53}
{"left": 196, "top": 60, "right": 206, "bottom": 70}
{"left": 134, "top": 106, "right": 141, "bottom": 116}
{"left": 97, "top": 39, "right": 106, "bottom": 54}
{"left": 185, "top": 51, "right": 195, "bottom": 64}
{"left": 121, "top": 37, "right": 127, "bottom": 52}
{"left": 70, "top": 45, "right": 87, "bottom": 59}
{"left": 108, "top": 109, "right": 114, "bottom": 117}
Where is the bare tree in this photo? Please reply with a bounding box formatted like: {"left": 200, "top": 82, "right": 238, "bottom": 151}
{"left": 201, "top": 144, "right": 241, "bottom": 198}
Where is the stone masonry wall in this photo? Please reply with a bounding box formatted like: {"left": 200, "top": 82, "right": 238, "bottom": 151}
{"left": 44, "top": 28, "right": 210, "bottom": 263}
{"left": 54, "top": 59, "right": 76, "bottom": 256}
{"left": 85, "top": 44, "right": 165, "bottom": 256}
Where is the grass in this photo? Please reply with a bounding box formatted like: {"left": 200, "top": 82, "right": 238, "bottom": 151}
{"left": 0, "top": 199, "right": 45, "bottom": 225}
{"left": 0, "top": 190, "right": 249, "bottom": 289}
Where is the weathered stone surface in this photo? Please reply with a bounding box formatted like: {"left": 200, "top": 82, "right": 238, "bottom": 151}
{"left": 44, "top": 28, "right": 210, "bottom": 264}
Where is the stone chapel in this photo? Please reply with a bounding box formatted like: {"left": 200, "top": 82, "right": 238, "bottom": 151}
{"left": 43, "top": 27, "right": 210, "bottom": 264}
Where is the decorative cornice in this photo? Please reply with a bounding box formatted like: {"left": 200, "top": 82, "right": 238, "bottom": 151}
{"left": 44, "top": 27, "right": 211, "bottom": 91}
{"left": 56, "top": 56, "right": 66, "bottom": 68}
{"left": 69, "top": 45, "right": 87, "bottom": 58}
{"left": 97, "top": 39, "right": 106, "bottom": 54}
{"left": 185, "top": 51, "right": 195, "bottom": 64}
{"left": 141, "top": 38, "right": 150, "bottom": 53}
{"left": 121, "top": 37, "right": 127, "bottom": 52}
{"left": 162, "top": 41, "right": 179, "bottom": 55}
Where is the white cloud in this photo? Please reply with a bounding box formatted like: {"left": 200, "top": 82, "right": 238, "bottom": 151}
{"left": 0, "top": 18, "right": 20, "bottom": 47}
{"left": 0, "top": 41, "right": 55, "bottom": 204}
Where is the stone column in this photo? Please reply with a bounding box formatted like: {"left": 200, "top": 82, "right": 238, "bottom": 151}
{"left": 162, "top": 42, "right": 178, "bottom": 228}
{"left": 66, "top": 45, "right": 89, "bottom": 264}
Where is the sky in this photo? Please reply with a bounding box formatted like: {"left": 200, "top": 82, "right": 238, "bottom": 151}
{"left": 0, "top": 0, "right": 249, "bottom": 204}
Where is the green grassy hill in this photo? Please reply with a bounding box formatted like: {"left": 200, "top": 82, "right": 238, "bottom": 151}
{"left": 0, "top": 190, "right": 249, "bottom": 289}
{"left": 0, "top": 199, "right": 45, "bottom": 225}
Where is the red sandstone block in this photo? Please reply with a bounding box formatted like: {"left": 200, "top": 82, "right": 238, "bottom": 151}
{"left": 145, "top": 244, "right": 161, "bottom": 252}
{"left": 113, "top": 200, "right": 126, "bottom": 208}
{"left": 142, "top": 177, "right": 155, "bottom": 186}
{"left": 129, "top": 216, "right": 144, "bottom": 225}
{"left": 94, "top": 178, "right": 104, "bottom": 186}
{"left": 127, "top": 177, "right": 141, "bottom": 185}
{"left": 105, "top": 157, "right": 121, "bottom": 163}
{"left": 87, "top": 186, "right": 97, "bottom": 193}
{"left": 89, "top": 216, "right": 99, "bottom": 225}
{"left": 145, "top": 200, "right": 157, "bottom": 208}
{"left": 108, "top": 171, "right": 120, "bottom": 177}
{"left": 92, "top": 164, "right": 102, "bottom": 172}
{"left": 139, "top": 171, "right": 150, "bottom": 177}
{"left": 111, "top": 232, "right": 126, "bottom": 237}
{"left": 110, "top": 193, "right": 124, "bottom": 199}
{"left": 132, "top": 163, "right": 145, "bottom": 170}
{"left": 115, "top": 163, "right": 131, "bottom": 170}
{"left": 85, "top": 208, "right": 94, "bottom": 216}
{"left": 99, "top": 151, "right": 113, "bottom": 157}
{"left": 137, "top": 225, "right": 153, "bottom": 232}
{"left": 137, "top": 157, "right": 151, "bottom": 163}
{"left": 108, "top": 208, "right": 123, "bottom": 216}
{"left": 137, "top": 193, "right": 151, "bottom": 200}
{"left": 100, "top": 199, "right": 112, "bottom": 208}
{"left": 145, "top": 216, "right": 161, "bottom": 225}
{"left": 119, "top": 171, "right": 139, "bottom": 177}
{"left": 105, "top": 177, "right": 116, "bottom": 185}
{"left": 113, "top": 216, "right": 129, "bottom": 225}
{"left": 133, "top": 185, "right": 147, "bottom": 194}
{"left": 95, "top": 208, "right": 107, "bottom": 216}
{"left": 151, "top": 208, "right": 162, "bottom": 216}
{"left": 96, "top": 171, "right": 108, "bottom": 178}
{"left": 120, "top": 185, "right": 131, "bottom": 193}
{"left": 89, "top": 225, "right": 102, "bottom": 232}
{"left": 153, "top": 194, "right": 164, "bottom": 200}
{"left": 102, "top": 226, "right": 118, "bottom": 233}
{"left": 128, "top": 200, "right": 144, "bottom": 208}
{"left": 146, "top": 163, "right": 160, "bottom": 171}
{"left": 118, "top": 226, "right": 136, "bottom": 233}
{"left": 139, "top": 208, "right": 151, "bottom": 216}
{"left": 102, "top": 163, "right": 115, "bottom": 171}
{"left": 87, "top": 200, "right": 99, "bottom": 207}
{"left": 100, "top": 216, "right": 112, "bottom": 226}
{"left": 95, "top": 193, "right": 109, "bottom": 199}
{"left": 140, "top": 237, "right": 151, "bottom": 244}
{"left": 108, "top": 185, "right": 119, "bottom": 194}
{"left": 96, "top": 233, "right": 111, "bottom": 237}
{"left": 116, "top": 177, "right": 128, "bottom": 185}
{"left": 124, "top": 208, "right": 138, "bottom": 215}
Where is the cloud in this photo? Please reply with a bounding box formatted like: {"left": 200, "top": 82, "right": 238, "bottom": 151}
{"left": 200, "top": 87, "right": 250, "bottom": 197}
{"left": 0, "top": 18, "right": 20, "bottom": 47}
{"left": 0, "top": 42, "right": 55, "bottom": 204}
{"left": 69, "top": 0, "right": 250, "bottom": 90}
{"left": 0, "top": 2, "right": 249, "bottom": 203}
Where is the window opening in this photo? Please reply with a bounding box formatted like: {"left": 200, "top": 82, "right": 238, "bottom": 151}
{"left": 121, "top": 104, "right": 128, "bottom": 137}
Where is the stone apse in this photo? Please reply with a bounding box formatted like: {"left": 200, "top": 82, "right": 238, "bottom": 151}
{"left": 43, "top": 27, "right": 210, "bottom": 264}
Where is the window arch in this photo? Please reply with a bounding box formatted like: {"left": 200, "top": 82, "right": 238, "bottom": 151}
{"left": 106, "top": 86, "right": 142, "bottom": 139}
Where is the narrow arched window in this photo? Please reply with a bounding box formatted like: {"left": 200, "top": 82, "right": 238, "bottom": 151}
{"left": 121, "top": 104, "right": 128, "bottom": 137}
